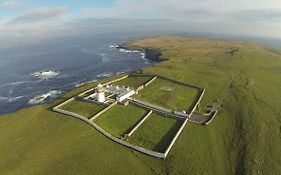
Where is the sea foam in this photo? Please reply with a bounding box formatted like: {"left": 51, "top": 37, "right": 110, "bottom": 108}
{"left": 28, "top": 90, "right": 62, "bottom": 104}
{"left": 31, "top": 70, "right": 59, "bottom": 79}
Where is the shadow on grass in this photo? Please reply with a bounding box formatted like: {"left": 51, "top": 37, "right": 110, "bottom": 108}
{"left": 153, "top": 119, "right": 183, "bottom": 153}
{"left": 187, "top": 89, "right": 203, "bottom": 113}
{"left": 121, "top": 110, "right": 150, "bottom": 136}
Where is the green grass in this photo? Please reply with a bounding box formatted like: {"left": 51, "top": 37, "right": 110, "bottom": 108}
{"left": 114, "top": 76, "right": 152, "bottom": 89}
{"left": 60, "top": 98, "right": 107, "bottom": 119}
{"left": 128, "top": 113, "right": 183, "bottom": 152}
{"left": 135, "top": 78, "right": 199, "bottom": 111}
{"left": 0, "top": 36, "right": 280, "bottom": 175}
{"left": 95, "top": 104, "right": 147, "bottom": 137}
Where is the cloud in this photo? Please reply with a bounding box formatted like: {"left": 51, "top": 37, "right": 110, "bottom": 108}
{"left": 81, "top": 0, "right": 281, "bottom": 19}
{"left": 229, "top": 9, "right": 281, "bottom": 23}
{"left": 2, "top": 0, "right": 281, "bottom": 44}
{"left": 7, "top": 6, "right": 69, "bottom": 25}
{"left": 1, "top": 0, "right": 20, "bottom": 8}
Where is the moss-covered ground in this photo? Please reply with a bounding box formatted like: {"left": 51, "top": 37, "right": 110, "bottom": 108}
{"left": 0, "top": 36, "right": 280, "bottom": 175}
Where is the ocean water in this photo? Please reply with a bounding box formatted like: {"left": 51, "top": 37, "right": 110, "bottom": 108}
{"left": 0, "top": 33, "right": 153, "bottom": 115}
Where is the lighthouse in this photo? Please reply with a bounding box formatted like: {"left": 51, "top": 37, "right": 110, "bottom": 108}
{"left": 96, "top": 84, "right": 105, "bottom": 103}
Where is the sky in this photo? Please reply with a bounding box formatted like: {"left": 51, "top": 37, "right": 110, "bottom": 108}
{"left": 1, "top": 0, "right": 281, "bottom": 46}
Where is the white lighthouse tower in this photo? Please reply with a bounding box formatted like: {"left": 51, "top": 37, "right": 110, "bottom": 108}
{"left": 96, "top": 84, "right": 105, "bottom": 103}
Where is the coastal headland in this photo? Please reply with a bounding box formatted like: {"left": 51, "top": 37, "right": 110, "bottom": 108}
{"left": 0, "top": 36, "right": 280, "bottom": 175}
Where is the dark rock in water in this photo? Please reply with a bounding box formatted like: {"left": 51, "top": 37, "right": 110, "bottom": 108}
{"left": 117, "top": 44, "right": 164, "bottom": 62}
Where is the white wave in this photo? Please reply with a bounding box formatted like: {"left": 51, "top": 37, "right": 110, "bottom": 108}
{"left": 140, "top": 52, "right": 146, "bottom": 59}
{"left": 119, "top": 48, "right": 140, "bottom": 53}
{"left": 75, "top": 80, "right": 97, "bottom": 87}
{"left": 8, "top": 81, "right": 28, "bottom": 86}
{"left": 28, "top": 90, "right": 61, "bottom": 104}
{"left": 0, "top": 95, "right": 24, "bottom": 102}
{"left": 0, "top": 96, "right": 8, "bottom": 101}
{"left": 109, "top": 45, "right": 119, "bottom": 48}
{"left": 117, "top": 48, "right": 146, "bottom": 60}
{"left": 96, "top": 72, "right": 113, "bottom": 78}
{"left": 31, "top": 70, "right": 59, "bottom": 79}
{"left": 116, "top": 71, "right": 125, "bottom": 75}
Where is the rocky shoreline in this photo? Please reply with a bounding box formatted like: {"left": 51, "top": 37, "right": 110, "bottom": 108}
{"left": 116, "top": 44, "right": 163, "bottom": 62}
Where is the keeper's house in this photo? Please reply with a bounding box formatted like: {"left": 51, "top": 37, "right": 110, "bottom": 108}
{"left": 116, "top": 90, "right": 135, "bottom": 102}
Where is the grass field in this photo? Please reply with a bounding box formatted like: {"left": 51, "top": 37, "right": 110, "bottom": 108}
{"left": 135, "top": 78, "right": 199, "bottom": 111}
{"left": 60, "top": 98, "right": 107, "bottom": 119}
{"left": 128, "top": 113, "right": 183, "bottom": 152}
{"left": 0, "top": 36, "right": 280, "bottom": 175}
{"left": 94, "top": 104, "right": 148, "bottom": 137}
{"left": 113, "top": 76, "right": 152, "bottom": 89}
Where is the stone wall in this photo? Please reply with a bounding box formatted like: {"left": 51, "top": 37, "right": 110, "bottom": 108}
{"left": 89, "top": 101, "right": 117, "bottom": 122}
{"left": 144, "top": 76, "right": 157, "bottom": 87}
{"left": 51, "top": 73, "right": 207, "bottom": 159}
{"left": 102, "top": 75, "right": 129, "bottom": 86}
{"left": 164, "top": 118, "right": 189, "bottom": 157}
{"left": 125, "top": 110, "right": 152, "bottom": 137}
{"left": 53, "top": 100, "right": 166, "bottom": 159}
{"left": 204, "top": 111, "right": 218, "bottom": 125}
{"left": 188, "top": 88, "right": 206, "bottom": 115}
{"left": 130, "top": 73, "right": 204, "bottom": 90}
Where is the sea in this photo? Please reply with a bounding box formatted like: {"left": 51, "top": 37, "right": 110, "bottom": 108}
{"left": 0, "top": 33, "right": 153, "bottom": 115}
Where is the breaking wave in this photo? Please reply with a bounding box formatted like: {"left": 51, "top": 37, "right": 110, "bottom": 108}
{"left": 0, "top": 95, "right": 24, "bottom": 102}
{"left": 8, "top": 81, "right": 28, "bottom": 86}
{"left": 75, "top": 80, "right": 97, "bottom": 87}
{"left": 119, "top": 48, "right": 140, "bottom": 53}
{"left": 109, "top": 45, "right": 119, "bottom": 48}
{"left": 116, "top": 46, "right": 147, "bottom": 59}
{"left": 96, "top": 72, "right": 113, "bottom": 78}
{"left": 31, "top": 70, "right": 59, "bottom": 79}
{"left": 28, "top": 90, "right": 62, "bottom": 104}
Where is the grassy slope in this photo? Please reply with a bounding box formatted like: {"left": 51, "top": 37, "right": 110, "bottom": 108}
{"left": 0, "top": 36, "right": 280, "bottom": 175}
{"left": 95, "top": 105, "right": 147, "bottom": 137}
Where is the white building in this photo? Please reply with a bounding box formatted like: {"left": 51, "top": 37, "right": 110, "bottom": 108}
{"left": 116, "top": 90, "right": 135, "bottom": 102}
{"left": 96, "top": 84, "right": 106, "bottom": 102}
{"left": 85, "top": 84, "right": 135, "bottom": 103}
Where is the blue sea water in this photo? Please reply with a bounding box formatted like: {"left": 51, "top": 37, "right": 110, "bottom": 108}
{"left": 0, "top": 33, "right": 153, "bottom": 115}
